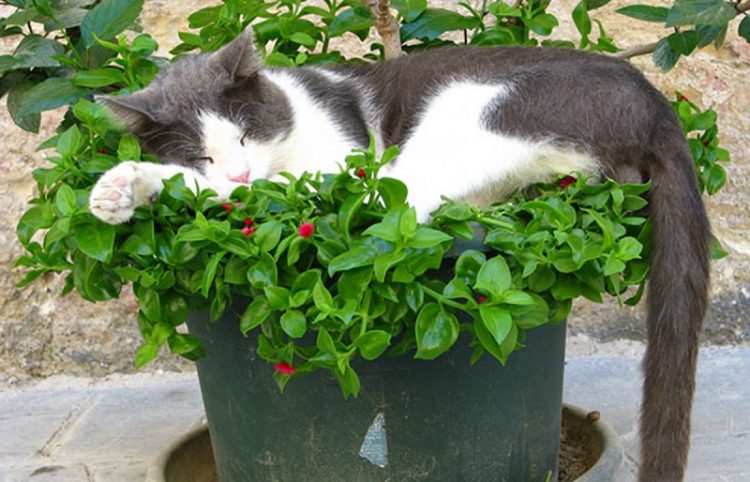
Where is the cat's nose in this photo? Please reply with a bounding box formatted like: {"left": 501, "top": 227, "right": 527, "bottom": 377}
{"left": 230, "top": 171, "right": 251, "bottom": 184}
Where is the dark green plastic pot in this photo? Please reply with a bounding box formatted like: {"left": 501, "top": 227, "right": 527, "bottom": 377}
{"left": 186, "top": 304, "right": 566, "bottom": 481}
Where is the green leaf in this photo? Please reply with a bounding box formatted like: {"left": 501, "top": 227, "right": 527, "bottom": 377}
{"left": 328, "top": 245, "right": 377, "bottom": 275}
{"left": 55, "top": 184, "right": 77, "bottom": 215}
{"left": 11, "top": 35, "right": 65, "bottom": 69}
{"left": 666, "top": 0, "right": 737, "bottom": 27}
{"left": 264, "top": 286, "right": 290, "bottom": 310}
{"left": 666, "top": 30, "right": 700, "bottom": 55}
{"left": 377, "top": 178, "right": 408, "bottom": 208}
{"left": 73, "top": 68, "right": 126, "bottom": 88}
{"left": 392, "top": 0, "right": 427, "bottom": 22}
{"left": 280, "top": 310, "right": 306, "bottom": 338}
{"left": 200, "top": 250, "right": 226, "bottom": 297}
{"left": 528, "top": 265, "right": 556, "bottom": 292}
{"left": 240, "top": 298, "right": 272, "bottom": 334}
{"left": 400, "top": 8, "right": 479, "bottom": 41}
{"left": 312, "top": 281, "right": 335, "bottom": 312}
{"left": 498, "top": 290, "right": 535, "bottom": 305}
{"left": 289, "top": 32, "right": 316, "bottom": 47}
{"left": 15, "top": 78, "right": 86, "bottom": 118}
{"left": 572, "top": 0, "right": 592, "bottom": 38}
{"left": 168, "top": 334, "right": 204, "bottom": 360}
{"left": 316, "top": 328, "right": 336, "bottom": 355}
{"left": 415, "top": 303, "right": 459, "bottom": 360}
{"left": 338, "top": 193, "right": 367, "bottom": 240}
{"left": 254, "top": 220, "right": 283, "bottom": 252}
{"left": 616, "top": 5, "right": 669, "bottom": 22}
{"left": 706, "top": 164, "right": 726, "bottom": 195}
{"left": 353, "top": 330, "right": 391, "bottom": 360}
{"left": 603, "top": 255, "right": 626, "bottom": 276}
{"left": 740, "top": 16, "right": 750, "bottom": 42}
{"left": 328, "top": 6, "right": 373, "bottom": 37}
{"left": 81, "top": 0, "right": 145, "bottom": 47}
{"left": 335, "top": 363, "right": 360, "bottom": 398}
{"left": 409, "top": 227, "right": 452, "bottom": 249}
{"left": 373, "top": 251, "right": 406, "bottom": 282}
{"left": 709, "top": 234, "right": 729, "bottom": 260}
{"left": 118, "top": 134, "right": 141, "bottom": 160}
{"left": 474, "top": 255, "right": 511, "bottom": 295}
{"left": 135, "top": 343, "right": 158, "bottom": 368}
{"left": 7, "top": 80, "right": 41, "bottom": 133}
{"left": 617, "top": 237, "right": 643, "bottom": 260}
{"left": 75, "top": 223, "right": 115, "bottom": 262}
{"left": 57, "top": 125, "right": 81, "bottom": 158}
{"left": 523, "top": 13, "right": 558, "bottom": 36}
{"left": 479, "top": 305, "right": 512, "bottom": 346}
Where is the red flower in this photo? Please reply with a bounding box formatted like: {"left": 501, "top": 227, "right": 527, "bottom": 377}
{"left": 356, "top": 168, "right": 366, "bottom": 178}
{"left": 559, "top": 176, "right": 576, "bottom": 189}
{"left": 477, "top": 294, "right": 488, "bottom": 304}
{"left": 222, "top": 203, "right": 234, "bottom": 212}
{"left": 298, "top": 222, "right": 314, "bottom": 238}
{"left": 274, "top": 362, "right": 296, "bottom": 376}
{"left": 241, "top": 226, "right": 256, "bottom": 237}
{"left": 243, "top": 217, "right": 254, "bottom": 227}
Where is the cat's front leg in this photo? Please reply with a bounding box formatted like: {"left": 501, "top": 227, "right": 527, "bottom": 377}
{"left": 89, "top": 161, "right": 159, "bottom": 224}
{"left": 90, "top": 162, "right": 239, "bottom": 225}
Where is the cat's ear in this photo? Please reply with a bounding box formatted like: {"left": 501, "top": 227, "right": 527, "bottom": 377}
{"left": 96, "top": 92, "right": 158, "bottom": 133}
{"left": 208, "top": 29, "right": 260, "bottom": 80}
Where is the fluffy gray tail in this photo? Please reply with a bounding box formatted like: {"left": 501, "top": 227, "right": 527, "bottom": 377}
{"left": 639, "top": 139, "right": 710, "bottom": 481}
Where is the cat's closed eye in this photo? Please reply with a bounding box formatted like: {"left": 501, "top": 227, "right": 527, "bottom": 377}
{"left": 190, "top": 156, "right": 214, "bottom": 164}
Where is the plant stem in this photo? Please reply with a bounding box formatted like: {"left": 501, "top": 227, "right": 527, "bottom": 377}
{"left": 477, "top": 216, "right": 513, "bottom": 229}
{"left": 612, "top": 42, "right": 657, "bottom": 60}
{"left": 421, "top": 284, "right": 469, "bottom": 311}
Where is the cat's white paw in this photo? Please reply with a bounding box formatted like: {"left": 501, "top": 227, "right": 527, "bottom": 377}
{"left": 89, "top": 161, "right": 141, "bottom": 224}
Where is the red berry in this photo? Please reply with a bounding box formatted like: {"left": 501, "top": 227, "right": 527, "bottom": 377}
{"left": 241, "top": 226, "right": 256, "bottom": 237}
{"left": 244, "top": 217, "right": 254, "bottom": 227}
{"left": 356, "top": 168, "right": 366, "bottom": 178}
{"left": 477, "top": 294, "right": 488, "bottom": 304}
{"left": 274, "top": 362, "right": 296, "bottom": 376}
{"left": 298, "top": 222, "right": 314, "bottom": 238}
{"left": 222, "top": 203, "right": 234, "bottom": 212}
{"left": 96, "top": 148, "right": 108, "bottom": 154}
{"left": 559, "top": 176, "right": 576, "bottom": 189}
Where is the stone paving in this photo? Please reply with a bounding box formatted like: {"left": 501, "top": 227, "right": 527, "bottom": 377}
{"left": 1, "top": 347, "right": 748, "bottom": 481}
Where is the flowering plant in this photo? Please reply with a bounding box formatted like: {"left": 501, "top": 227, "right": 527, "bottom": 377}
{"left": 6, "top": 0, "right": 731, "bottom": 397}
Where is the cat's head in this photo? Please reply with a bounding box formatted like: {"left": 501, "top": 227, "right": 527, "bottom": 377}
{"left": 98, "top": 30, "right": 292, "bottom": 186}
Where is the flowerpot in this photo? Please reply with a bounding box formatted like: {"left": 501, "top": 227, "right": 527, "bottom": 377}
{"left": 185, "top": 301, "right": 567, "bottom": 481}
{"left": 146, "top": 404, "right": 623, "bottom": 482}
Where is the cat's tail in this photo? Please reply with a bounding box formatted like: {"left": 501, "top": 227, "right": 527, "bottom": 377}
{"left": 639, "top": 132, "right": 710, "bottom": 481}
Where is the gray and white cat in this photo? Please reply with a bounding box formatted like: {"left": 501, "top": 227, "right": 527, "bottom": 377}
{"left": 91, "top": 31, "right": 709, "bottom": 482}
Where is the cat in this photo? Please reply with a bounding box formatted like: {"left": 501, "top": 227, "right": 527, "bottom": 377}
{"left": 90, "top": 30, "right": 710, "bottom": 482}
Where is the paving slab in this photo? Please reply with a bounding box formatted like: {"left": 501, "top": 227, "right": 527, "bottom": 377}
{"left": 0, "top": 348, "right": 748, "bottom": 481}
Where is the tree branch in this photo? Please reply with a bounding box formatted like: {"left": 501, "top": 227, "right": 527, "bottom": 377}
{"left": 613, "top": 42, "right": 658, "bottom": 60}
{"left": 366, "top": 0, "right": 403, "bottom": 59}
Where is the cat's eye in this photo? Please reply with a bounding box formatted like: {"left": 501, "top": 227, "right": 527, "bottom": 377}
{"left": 190, "top": 156, "right": 214, "bottom": 164}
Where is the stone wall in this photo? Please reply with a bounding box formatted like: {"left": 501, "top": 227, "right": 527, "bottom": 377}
{"left": 1, "top": 0, "right": 748, "bottom": 382}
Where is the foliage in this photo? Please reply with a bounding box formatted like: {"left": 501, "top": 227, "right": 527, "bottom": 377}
{"left": 2, "top": 0, "right": 732, "bottom": 393}
{"left": 617, "top": 0, "right": 750, "bottom": 71}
